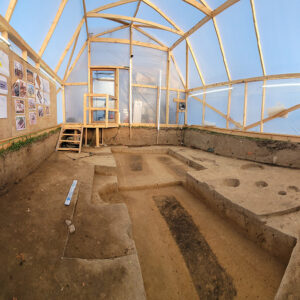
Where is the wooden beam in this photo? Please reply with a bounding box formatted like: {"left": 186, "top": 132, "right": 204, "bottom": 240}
{"left": 183, "top": 0, "right": 212, "bottom": 16}
{"left": 170, "top": 53, "right": 186, "bottom": 88}
{"left": 39, "top": 0, "right": 68, "bottom": 57}
{"left": 250, "top": 0, "right": 266, "bottom": 76}
{"left": 63, "top": 82, "right": 88, "bottom": 86}
{"left": 55, "top": 18, "right": 84, "bottom": 73}
{"left": 170, "top": 0, "right": 240, "bottom": 50}
{"left": 213, "top": 17, "right": 231, "bottom": 80}
{"left": 82, "top": 0, "right": 89, "bottom": 38}
{"left": 245, "top": 104, "right": 300, "bottom": 131}
{"left": 188, "top": 73, "right": 300, "bottom": 93}
{"left": 0, "top": 15, "right": 62, "bottom": 83}
{"left": 22, "top": 49, "right": 27, "bottom": 62}
{"left": 5, "top": 0, "right": 18, "bottom": 22}
{"left": 133, "top": 0, "right": 142, "bottom": 17}
{"left": 89, "top": 0, "right": 138, "bottom": 13}
{"left": 90, "top": 37, "right": 168, "bottom": 51}
{"left": 87, "top": 13, "right": 182, "bottom": 35}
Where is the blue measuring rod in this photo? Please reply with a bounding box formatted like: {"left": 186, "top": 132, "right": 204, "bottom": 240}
{"left": 64, "top": 180, "right": 78, "bottom": 206}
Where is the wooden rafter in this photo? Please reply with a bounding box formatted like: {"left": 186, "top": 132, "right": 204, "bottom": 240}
{"left": 82, "top": 0, "right": 89, "bottom": 38}
{"left": 90, "top": 37, "right": 168, "bottom": 51}
{"left": 170, "top": 53, "right": 186, "bottom": 88}
{"left": 183, "top": 0, "right": 212, "bottom": 16}
{"left": 170, "top": 0, "right": 240, "bottom": 50}
{"left": 87, "top": 13, "right": 182, "bottom": 36}
{"left": 39, "top": 0, "right": 69, "bottom": 57}
{"left": 55, "top": 18, "right": 84, "bottom": 73}
{"left": 133, "top": 0, "right": 142, "bottom": 18}
{"left": 5, "top": 0, "right": 18, "bottom": 22}
{"left": 93, "top": 25, "right": 129, "bottom": 38}
{"left": 89, "top": 0, "right": 138, "bottom": 13}
{"left": 133, "top": 26, "right": 166, "bottom": 47}
{"left": 250, "top": 0, "right": 266, "bottom": 75}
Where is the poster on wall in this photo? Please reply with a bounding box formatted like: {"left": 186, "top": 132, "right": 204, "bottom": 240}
{"left": 12, "top": 80, "right": 20, "bottom": 97}
{"left": 133, "top": 100, "right": 143, "bottom": 123}
{"left": 15, "top": 99, "right": 25, "bottom": 114}
{"left": 42, "top": 78, "right": 50, "bottom": 94}
{"left": 45, "top": 106, "right": 50, "bottom": 115}
{"left": 14, "top": 61, "right": 23, "bottom": 79}
{"left": 19, "top": 80, "right": 27, "bottom": 97}
{"left": 0, "top": 75, "right": 8, "bottom": 94}
{"left": 43, "top": 92, "right": 50, "bottom": 106}
{"left": 16, "top": 116, "right": 26, "bottom": 130}
{"left": 28, "top": 98, "right": 36, "bottom": 110}
{"left": 0, "top": 95, "right": 7, "bottom": 118}
{"left": 0, "top": 50, "right": 9, "bottom": 77}
{"left": 38, "top": 105, "right": 44, "bottom": 117}
{"left": 35, "top": 89, "right": 43, "bottom": 104}
{"left": 26, "top": 69, "right": 34, "bottom": 83}
{"left": 29, "top": 112, "right": 37, "bottom": 125}
{"left": 27, "top": 83, "right": 35, "bottom": 97}
{"left": 34, "top": 73, "right": 43, "bottom": 91}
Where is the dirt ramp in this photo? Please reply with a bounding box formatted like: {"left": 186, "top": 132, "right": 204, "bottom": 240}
{"left": 154, "top": 195, "right": 236, "bottom": 299}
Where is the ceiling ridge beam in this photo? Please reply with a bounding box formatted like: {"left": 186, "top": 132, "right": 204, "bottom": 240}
{"left": 39, "top": 0, "right": 69, "bottom": 57}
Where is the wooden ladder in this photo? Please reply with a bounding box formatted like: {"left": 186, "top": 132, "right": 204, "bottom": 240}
{"left": 56, "top": 125, "right": 83, "bottom": 153}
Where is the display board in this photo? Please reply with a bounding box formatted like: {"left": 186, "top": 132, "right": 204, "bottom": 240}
{"left": 0, "top": 42, "right": 57, "bottom": 140}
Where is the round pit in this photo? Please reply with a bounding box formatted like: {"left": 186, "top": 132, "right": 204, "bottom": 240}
{"left": 224, "top": 178, "right": 240, "bottom": 187}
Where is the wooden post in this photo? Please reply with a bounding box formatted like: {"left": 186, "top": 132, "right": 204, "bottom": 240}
{"left": 129, "top": 24, "right": 133, "bottom": 138}
{"left": 243, "top": 82, "right": 248, "bottom": 130}
{"left": 166, "top": 50, "right": 170, "bottom": 124}
{"left": 260, "top": 80, "right": 266, "bottom": 132}
{"left": 226, "top": 84, "right": 232, "bottom": 128}
{"left": 85, "top": 127, "right": 88, "bottom": 146}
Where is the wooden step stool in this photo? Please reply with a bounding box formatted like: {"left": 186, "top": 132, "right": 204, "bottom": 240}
{"left": 56, "top": 125, "right": 83, "bottom": 153}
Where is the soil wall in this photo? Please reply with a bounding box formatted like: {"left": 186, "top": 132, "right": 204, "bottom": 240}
{"left": 0, "top": 131, "right": 59, "bottom": 194}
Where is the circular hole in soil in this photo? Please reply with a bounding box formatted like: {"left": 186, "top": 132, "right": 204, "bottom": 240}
{"left": 255, "top": 181, "right": 268, "bottom": 188}
{"left": 241, "top": 163, "right": 264, "bottom": 170}
{"left": 223, "top": 178, "right": 240, "bottom": 187}
{"left": 278, "top": 191, "right": 287, "bottom": 196}
{"left": 287, "top": 186, "right": 299, "bottom": 192}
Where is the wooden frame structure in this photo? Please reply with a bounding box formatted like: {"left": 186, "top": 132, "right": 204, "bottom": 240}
{"left": 1, "top": 0, "right": 299, "bottom": 141}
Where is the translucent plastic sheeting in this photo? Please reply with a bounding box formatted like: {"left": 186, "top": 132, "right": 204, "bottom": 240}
{"left": 148, "top": 0, "right": 205, "bottom": 32}
{"left": 91, "top": 43, "right": 129, "bottom": 67}
{"left": 101, "top": 28, "right": 130, "bottom": 39}
{"left": 187, "top": 97, "right": 202, "bottom": 125}
{"left": 85, "top": 0, "right": 121, "bottom": 12}
{"left": 119, "top": 69, "right": 129, "bottom": 123}
{"left": 87, "top": 18, "right": 123, "bottom": 36}
{"left": 42, "top": 0, "right": 84, "bottom": 69}
{"left": 255, "top": 0, "right": 300, "bottom": 75}
{"left": 205, "top": 107, "right": 226, "bottom": 128}
{"left": 132, "top": 46, "right": 166, "bottom": 86}
{"left": 172, "top": 42, "right": 186, "bottom": 86}
{"left": 56, "top": 90, "right": 63, "bottom": 124}
{"left": 216, "top": 0, "right": 262, "bottom": 80}
{"left": 65, "top": 85, "right": 88, "bottom": 123}
{"left": 0, "top": 0, "right": 11, "bottom": 16}
{"left": 169, "top": 60, "right": 184, "bottom": 90}
{"left": 189, "top": 20, "right": 228, "bottom": 84}
{"left": 168, "top": 91, "right": 185, "bottom": 125}
{"left": 132, "top": 87, "right": 157, "bottom": 124}
{"left": 66, "top": 48, "right": 88, "bottom": 83}
{"left": 229, "top": 83, "right": 244, "bottom": 130}
{"left": 133, "top": 28, "right": 159, "bottom": 45}
{"left": 10, "top": 0, "right": 61, "bottom": 53}
{"left": 188, "top": 50, "right": 202, "bottom": 89}
{"left": 205, "top": 0, "right": 228, "bottom": 10}
{"left": 205, "top": 87, "right": 228, "bottom": 115}
{"left": 100, "top": 1, "right": 137, "bottom": 15}
{"left": 141, "top": 27, "right": 180, "bottom": 48}
{"left": 57, "top": 26, "right": 87, "bottom": 79}
{"left": 160, "top": 90, "right": 166, "bottom": 124}
{"left": 246, "top": 81, "right": 262, "bottom": 131}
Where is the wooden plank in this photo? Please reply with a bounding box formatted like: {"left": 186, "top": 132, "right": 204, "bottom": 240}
{"left": 170, "top": 0, "right": 240, "bottom": 50}
{"left": 188, "top": 73, "right": 300, "bottom": 93}
{"left": 90, "top": 37, "right": 168, "bottom": 51}
{"left": 22, "top": 49, "right": 27, "bottom": 61}
{"left": 5, "top": 0, "right": 18, "bottom": 22}
{"left": 87, "top": 13, "right": 182, "bottom": 35}
{"left": 96, "top": 128, "right": 100, "bottom": 146}
{"left": 63, "top": 82, "right": 88, "bottom": 86}
{"left": 39, "top": 0, "right": 68, "bottom": 57}
{"left": 260, "top": 80, "right": 266, "bottom": 132}
{"left": 90, "top": 65, "right": 129, "bottom": 69}
{"left": 55, "top": 18, "right": 84, "bottom": 73}
{"left": 183, "top": 0, "right": 213, "bottom": 16}
{"left": 250, "top": 0, "right": 266, "bottom": 75}
{"left": 133, "top": 0, "right": 142, "bottom": 18}
{"left": 89, "top": 0, "right": 138, "bottom": 13}
{"left": 243, "top": 82, "right": 248, "bottom": 129}
{"left": 116, "top": 68, "right": 120, "bottom": 124}
{"left": 213, "top": 17, "right": 231, "bottom": 80}
{"left": 245, "top": 104, "right": 300, "bottom": 131}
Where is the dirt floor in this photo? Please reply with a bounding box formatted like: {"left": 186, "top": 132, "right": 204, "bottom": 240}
{"left": 101, "top": 152, "right": 287, "bottom": 300}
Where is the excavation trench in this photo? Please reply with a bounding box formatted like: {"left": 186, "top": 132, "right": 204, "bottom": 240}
{"left": 98, "top": 152, "right": 286, "bottom": 300}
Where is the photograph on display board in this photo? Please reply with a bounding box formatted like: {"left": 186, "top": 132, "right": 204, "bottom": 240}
{"left": 26, "top": 69, "right": 34, "bottom": 83}
{"left": 0, "top": 50, "right": 9, "bottom": 77}
{"left": 42, "top": 78, "right": 50, "bottom": 94}
{"left": 0, "top": 95, "right": 7, "bottom": 119}
{"left": 19, "top": 80, "right": 27, "bottom": 98}
{"left": 14, "top": 61, "right": 23, "bottom": 79}
{"left": 29, "top": 112, "right": 37, "bottom": 125}
{"left": 27, "top": 83, "right": 35, "bottom": 97}
{"left": 12, "top": 80, "right": 20, "bottom": 97}
{"left": 35, "top": 89, "right": 43, "bottom": 104}
{"left": 43, "top": 92, "right": 50, "bottom": 106}
{"left": 45, "top": 106, "right": 50, "bottom": 115}
{"left": 16, "top": 116, "right": 26, "bottom": 130}
{"left": 38, "top": 105, "right": 44, "bottom": 117}
{"left": 34, "top": 73, "right": 43, "bottom": 91}
{"left": 28, "top": 98, "right": 36, "bottom": 110}
{"left": 15, "top": 99, "right": 25, "bottom": 114}
{"left": 0, "top": 75, "right": 8, "bottom": 95}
